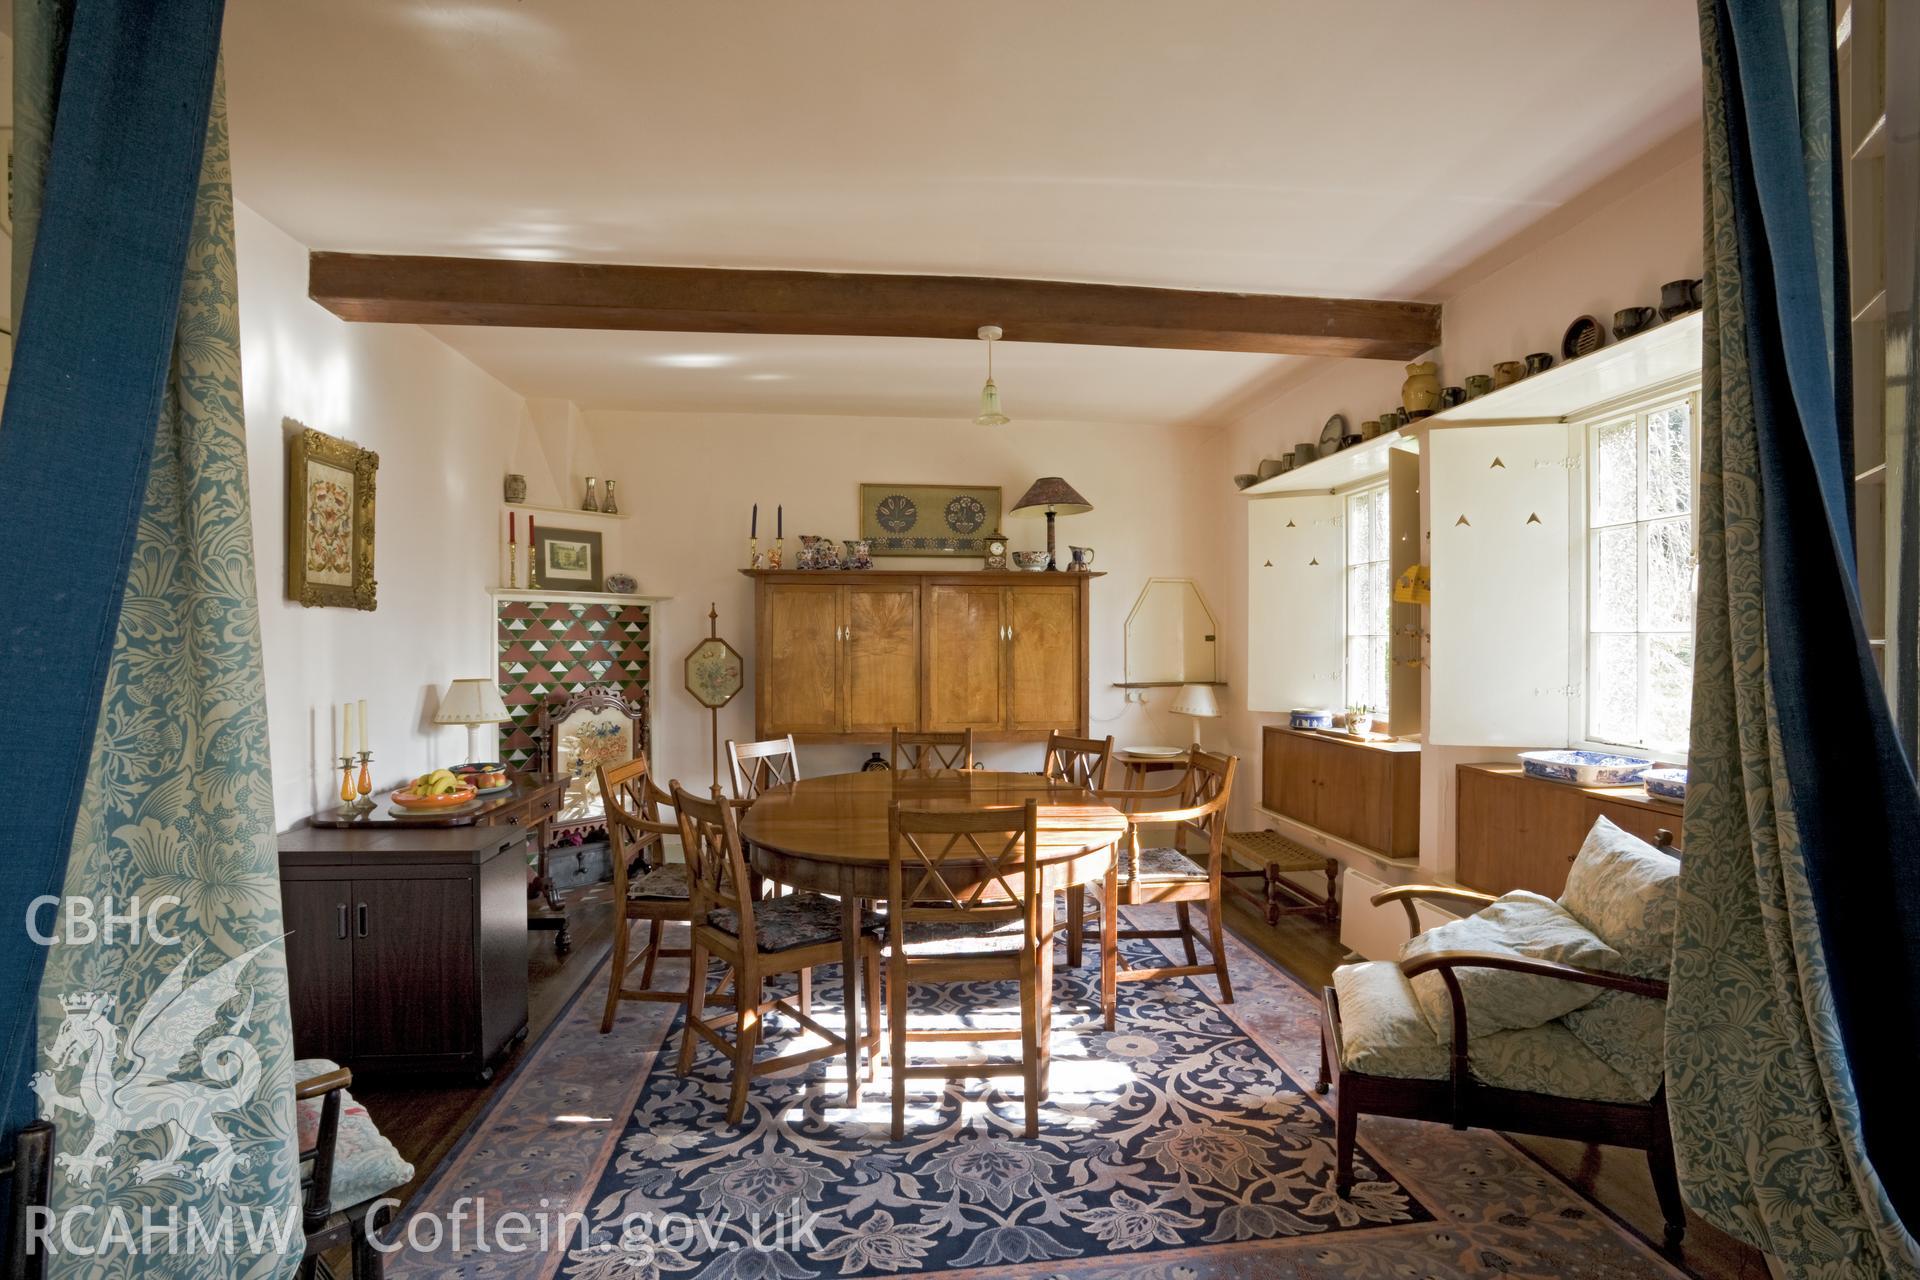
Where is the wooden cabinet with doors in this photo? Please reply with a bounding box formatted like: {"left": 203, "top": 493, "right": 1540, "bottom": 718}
{"left": 1261, "top": 725, "right": 1420, "bottom": 859}
{"left": 749, "top": 569, "right": 1093, "bottom": 742}
{"left": 1455, "top": 762, "right": 1683, "bottom": 896}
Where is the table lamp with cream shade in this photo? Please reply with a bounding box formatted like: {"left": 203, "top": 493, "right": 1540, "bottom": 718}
{"left": 434, "top": 678, "right": 512, "bottom": 763}
{"left": 1010, "top": 476, "right": 1092, "bottom": 570}
{"left": 1170, "top": 682, "right": 1222, "bottom": 749}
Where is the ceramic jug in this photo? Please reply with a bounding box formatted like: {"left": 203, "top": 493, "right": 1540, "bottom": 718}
{"left": 1401, "top": 361, "right": 1441, "bottom": 416}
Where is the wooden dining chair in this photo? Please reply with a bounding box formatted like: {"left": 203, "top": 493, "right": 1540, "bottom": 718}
{"left": 597, "top": 756, "right": 694, "bottom": 1031}
{"left": 671, "top": 781, "right": 883, "bottom": 1124}
{"left": 726, "top": 735, "right": 801, "bottom": 896}
{"left": 885, "top": 798, "right": 1049, "bottom": 1139}
{"left": 1042, "top": 732, "right": 1113, "bottom": 967}
{"left": 890, "top": 727, "right": 975, "bottom": 770}
{"left": 1083, "top": 747, "right": 1239, "bottom": 1029}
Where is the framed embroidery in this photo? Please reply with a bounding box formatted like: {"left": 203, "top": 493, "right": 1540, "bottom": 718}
{"left": 286, "top": 422, "right": 378, "bottom": 610}
{"left": 857, "top": 483, "right": 1003, "bottom": 557}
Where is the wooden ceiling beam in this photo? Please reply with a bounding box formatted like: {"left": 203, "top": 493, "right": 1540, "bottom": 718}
{"left": 308, "top": 253, "right": 1440, "bottom": 360}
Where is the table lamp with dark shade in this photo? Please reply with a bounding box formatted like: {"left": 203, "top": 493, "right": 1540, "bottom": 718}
{"left": 1010, "top": 476, "right": 1092, "bottom": 570}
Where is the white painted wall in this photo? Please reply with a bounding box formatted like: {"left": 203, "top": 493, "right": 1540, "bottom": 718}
{"left": 236, "top": 202, "right": 531, "bottom": 827}
{"left": 1196, "top": 147, "right": 1706, "bottom": 881}
{"left": 582, "top": 410, "right": 1217, "bottom": 792}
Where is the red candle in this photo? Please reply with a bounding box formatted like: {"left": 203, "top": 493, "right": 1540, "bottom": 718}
{"left": 509, "top": 511, "right": 516, "bottom": 540}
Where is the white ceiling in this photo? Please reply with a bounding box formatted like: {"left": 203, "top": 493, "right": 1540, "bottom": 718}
{"left": 224, "top": 0, "right": 1702, "bottom": 423}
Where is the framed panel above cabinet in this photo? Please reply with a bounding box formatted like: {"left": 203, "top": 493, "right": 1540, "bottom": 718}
{"left": 747, "top": 569, "right": 1094, "bottom": 742}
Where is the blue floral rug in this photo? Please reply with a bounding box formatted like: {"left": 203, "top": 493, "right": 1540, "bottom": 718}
{"left": 389, "top": 918, "right": 1686, "bottom": 1279}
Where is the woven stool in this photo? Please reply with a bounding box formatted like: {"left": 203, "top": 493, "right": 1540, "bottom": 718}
{"left": 1222, "top": 829, "right": 1339, "bottom": 925}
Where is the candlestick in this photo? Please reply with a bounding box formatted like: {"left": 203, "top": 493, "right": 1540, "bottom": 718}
{"left": 355, "top": 750, "right": 375, "bottom": 810}
{"left": 357, "top": 698, "right": 368, "bottom": 754}
{"left": 748, "top": 536, "right": 760, "bottom": 570}
{"left": 508, "top": 538, "right": 518, "bottom": 588}
{"left": 337, "top": 755, "right": 358, "bottom": 813}
{"left": 528, "top": 515, "right": 539, "bottom": 588}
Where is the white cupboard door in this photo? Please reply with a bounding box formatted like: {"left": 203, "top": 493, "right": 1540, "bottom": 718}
{"left": 1427, "top": 424, "right": 1575, "bottom": 746}
{"left": 1246, "top": 494, "right": 1346, "bottom": 713}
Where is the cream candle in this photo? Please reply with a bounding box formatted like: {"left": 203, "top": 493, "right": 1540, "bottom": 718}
{"left": 342, "top": 701, "right": 354, "bottom": 758}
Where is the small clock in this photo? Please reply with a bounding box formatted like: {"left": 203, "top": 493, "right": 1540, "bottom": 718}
{"left": 984, "top": 533, "right": 1008, "bottom": 570}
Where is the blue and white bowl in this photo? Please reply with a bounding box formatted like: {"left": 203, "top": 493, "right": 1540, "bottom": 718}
{"left": 1289, "top": 708, "right": 1334, "bottom": 730}
{"left": 1518, "top": 749, "right": 1653, "bottom": 787}
{"left": 1641, "top": 767, "right": 1688, "bottom": 801}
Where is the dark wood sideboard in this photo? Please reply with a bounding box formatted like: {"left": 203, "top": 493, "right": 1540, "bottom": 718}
{"left": 1261, "top": 725, "right": 1420, "bottom": 861}
{"left": 277, "top": 822, "right": 532, "bottom": 1081}
{"left": 1455, "top": 762, "right": 1683, "bottom": 896}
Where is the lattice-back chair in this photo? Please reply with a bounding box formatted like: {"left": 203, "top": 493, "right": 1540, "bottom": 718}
{"left": 890, "top": 726, "right": 975, "bottom": 771}
{"left": 1042, "top": 732, "right": 1113, "bottom": 966}
{"left": 671, "top": 781, "right": 882, "bottom": 1124}
{"left": 886, "top": 798, "right": 1048, "bottom": 1139}
{"left": 726, "top": 735, "right": 801, "bottom": 897}
{"left": 1085, "top": 746, "right": 1239, "bottom": 1029}
{"left": 598, "top": 756, "right": 692, "bottom": 1031}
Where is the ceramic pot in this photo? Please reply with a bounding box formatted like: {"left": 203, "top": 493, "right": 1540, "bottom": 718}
{"left": 1613, "top": 306, "right": 1657, "bottom": 339}
{"left": 1257, "top": 457, "right": 1284, "bottom": 479}
{"left": 1232, "top": 473, "right": 1258, "bottom": 489}
{"left": 1439, "top": 386, "right": 1466, "bottom": 409}
{"left": 503, "top": 473, "right": 528, "bottom": 503}
{"left": 1380, "top": 408, "right": 1406, "bottom": 432}
{"left": 1464, "top": 374, "right": 1494, "bottom": 399}
{"left": 1659, "top": 278, "right": 1702, "bottom": 320}
{"left": 841, "top": 539, "right": 873, "bottom": 570}
{"left": 1524, "top": 352, "right": 1555, "bottom": 375}
{"left": 1294, "top": 442, "right": 1320, "bottom": 468}
{"left": 1360, "top": 419, "right": 1382, "bottom": 440}
{"left": 1492, "top": 361, "right": 1526, "bottom": 388}
{"left": 1401, "top": 361, "right": 1441, "bottom": 416}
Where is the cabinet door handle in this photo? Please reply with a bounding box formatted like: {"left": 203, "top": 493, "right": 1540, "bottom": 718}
{"left": 355, "top": 903, "right": 369, "bottom": 938}
{"left": 336, "top": 904, "right": 348, "bottom": 939}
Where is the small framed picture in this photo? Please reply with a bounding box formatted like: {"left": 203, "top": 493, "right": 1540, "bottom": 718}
{"left": 534, "top": 525, "right": 604, "bottom": 592}
{"left": 286, "top": 422, "right": 378, "bottom": 610}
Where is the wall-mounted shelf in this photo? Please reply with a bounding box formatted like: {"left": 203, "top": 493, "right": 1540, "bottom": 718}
{"left": 503, "top": 501, "right": 630, "bottom": 522}
{"left": 1111, "top": 681, "right": 1227, "bottom": 688}
{"left": 1242, "top": 431, "right": 1418, "bottom": 497}
{"left": 1422, "top": 311, "right": 1704, "bottom": 425}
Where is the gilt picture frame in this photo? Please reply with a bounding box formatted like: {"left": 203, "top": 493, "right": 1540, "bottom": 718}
{"left": 286, "top": 422, "right": 379, "bottom": 610}
{"left": 858, "top": 482, "right": 1003, "bottom": 558}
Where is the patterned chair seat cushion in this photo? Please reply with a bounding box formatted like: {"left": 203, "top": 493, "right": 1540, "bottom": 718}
{"left": 1400, "top": 890, "right": 1624, "bottom": 1038}
{"left": 1555, "top": 818, "right": 1682, "bottom": 1098}
{"left": 1329, "top": 966, "right": 1649, "bottom": 1103}
{"left": 706, "top": 892, "right": 878, "bottom": 952}
{"left": 895, "top": 915, "right": 1031, "bottom": 957}
{"left": 293, "top": 1058, "right": 414, "bottom": 1211}
{"left": 626, "top": 863, "right": 691, "bottom": 901}
{"left": 1121, "top": 845, "right": 1207, "bottom": 882}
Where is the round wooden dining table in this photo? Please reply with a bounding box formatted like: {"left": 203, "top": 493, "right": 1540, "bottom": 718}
{"left": 736, "top": 769, "right": 1128, "bottom": 1102}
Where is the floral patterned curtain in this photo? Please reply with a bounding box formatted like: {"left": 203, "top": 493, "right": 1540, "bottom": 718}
{"left": 1666, "top": 1, "right": 1920, "bottom": 1274}
{"left": 9, "top": 23, "right": 303, "bottom": 1280}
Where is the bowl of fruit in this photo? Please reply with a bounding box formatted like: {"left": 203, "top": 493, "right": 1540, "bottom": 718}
{"left": 452, "top": 762, "right": 510, "bottom": 792}
{"left": 391, "top": 768, "right": 478, "bottom": 810}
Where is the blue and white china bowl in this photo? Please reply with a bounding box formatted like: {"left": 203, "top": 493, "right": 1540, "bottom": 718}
{"left": 1011, "top": 551, "right": 1051, "bottom": 570}
{"left": 1289, "top": 708, "right": 1334, "bottom": 730}
{"left": 1641, "top": 767, "right": 1688, "bottom": 801}
{"left": 1518, "top": 749, "right": 1653, "bottom": 786}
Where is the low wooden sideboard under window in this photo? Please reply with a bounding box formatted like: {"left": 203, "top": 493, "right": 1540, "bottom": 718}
{"left": 1261, "top": 725, "right": 1420, "bottom": 860}
{"left": 747, "top": 569, "right": 1095, "bottom": 742}
{"left": 1455, "top": 762, "right": 1683, "bottom": 896}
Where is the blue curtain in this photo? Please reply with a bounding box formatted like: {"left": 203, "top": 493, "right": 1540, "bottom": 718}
{"left": 1667, "top": 0, "right": 1920, "bottom": 1274}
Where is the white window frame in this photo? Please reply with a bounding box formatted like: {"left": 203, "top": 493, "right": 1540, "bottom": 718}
{"left": 1567, "top": 384, "right": 1702, "bottom": 761}
{"left": 1344, "top": 482, "right": 1391, "bottom": 718}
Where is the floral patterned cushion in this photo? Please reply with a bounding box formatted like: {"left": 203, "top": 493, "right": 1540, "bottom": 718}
{"left": 1471, "top": 1021, "right": 1648, "bottom": 1103}
{"left": 1555, "top": 818, "right": 1681, "bottom": 1098}
{"left": 706, "top": 893, "right": 877, "bottom": 953}
{"left": 1400, "top": 891, "right": 1623, "bottom": 1039}
{"left": 627, "top": 863, "right": 691, "bottom": 901}
{"left": 1330, "top": 962, "right": 1447, "bottom": 1080}
{"left": 294, "top": 1058, "right": 413, "bottom": 1211}
{"left": 1122, "top": 845, "right": 1207, "bottom": 881}
{"left": 896, "top": 915, "right": 1031, "bottom": 956}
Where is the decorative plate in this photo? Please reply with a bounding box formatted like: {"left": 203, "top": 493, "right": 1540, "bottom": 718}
{"left": 1518, "top": 749, "right": 1651, "bottom": 786}
{"left": 1562, "top": 315, "right": 1605, "bottom": 360}
{"left": 1123, "top": 745, "right": 1186, "bottom": 758}
{"left": 604, "top": 572, "right": 638, "bottom": 594}
{"left": 1318, "top": 415, "right": 1347, "bottom": 451}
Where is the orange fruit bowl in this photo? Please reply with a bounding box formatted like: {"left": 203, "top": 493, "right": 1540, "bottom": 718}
{"left": 390, "top": 784, "right": 478, "bottom": 810}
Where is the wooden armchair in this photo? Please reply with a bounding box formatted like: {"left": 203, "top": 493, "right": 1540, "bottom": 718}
{"left": 296, "top": 1062, "right": 411, "bottom": 1278}
{"left": 598, "top": 756, "right": 694, "bottom": 1029}
{"left": 1316, "top": 827, "right": 1685, "bottom": 1247}
{"left": 1, "top": 1121, "right": 53, "bottom": 1279}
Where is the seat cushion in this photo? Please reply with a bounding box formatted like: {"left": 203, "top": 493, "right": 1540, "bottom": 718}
{"left": 1472, "top": 1021, "right": 1650, "bottom": 1103}
{"left": 1556, "top": 818, "right": 1681, "bottom": 1098}
{"left": 1400, "top": 891, "right": 1623, "bottom": 1039}
{"left": 1330, "top": 962, "right": 1447, "bottom": 1081}
{"left": 1122, "top": 845, "right": 1207, "bottom": 881}
{"left": 626, "top": 863, "right": 691, "bottom": 901}
{"left": 706, "top": 892, "right": 875, "bottom": 952}
{"left": 294, "top": 1059, "right": 414, "bottom": 1210}
{"left": 895, "top": 915, "right": 1031, "bottom": 957}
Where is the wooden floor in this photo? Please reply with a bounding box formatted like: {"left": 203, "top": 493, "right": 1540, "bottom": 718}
{"left": 351, "top": 884, "right": 1768, "bottom": 1280}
